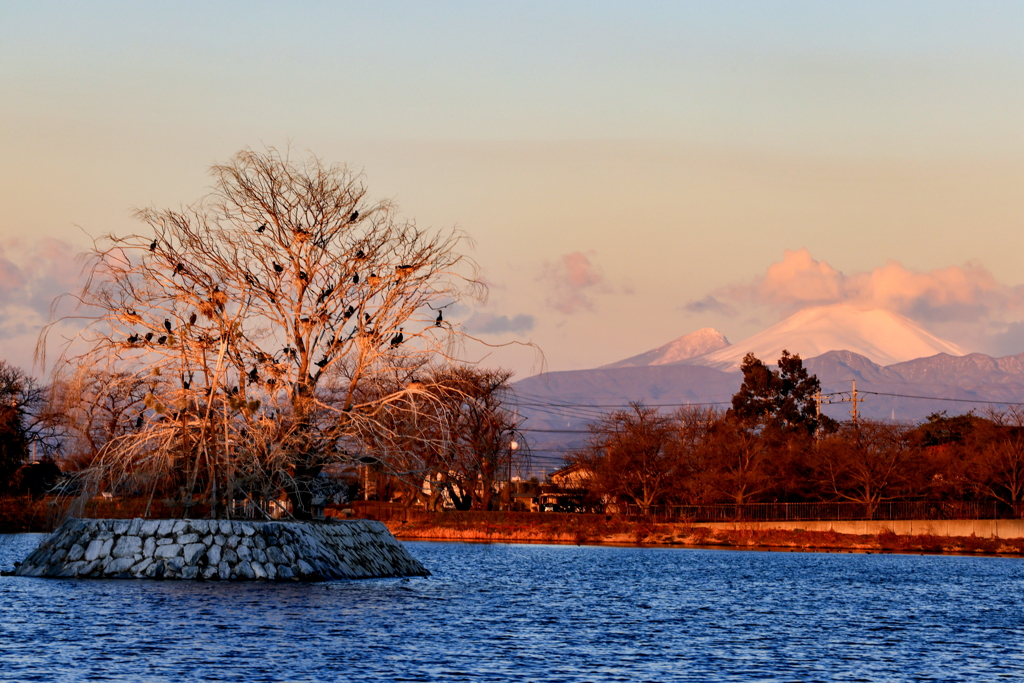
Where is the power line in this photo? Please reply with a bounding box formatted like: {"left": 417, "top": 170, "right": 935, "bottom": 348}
{"left": 858, "top": 390, "right": 1024, "bottom": 406}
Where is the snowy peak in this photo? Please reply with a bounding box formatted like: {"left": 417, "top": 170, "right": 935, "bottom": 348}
{"left": 601, "top": 328, "right": 730, "bottom": 369}
{"left": 693, "top": 304, "right": 966, "bottom": 371}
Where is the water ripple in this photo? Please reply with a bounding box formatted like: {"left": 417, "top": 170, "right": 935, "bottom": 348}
{"left": 3, "top": 535, "right": 1024, "bottom": 681}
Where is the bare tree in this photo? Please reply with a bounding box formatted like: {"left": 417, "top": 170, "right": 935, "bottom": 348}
{"left": 571, "top": 403, "right": 681, "bottom": 513}
{"left": 815, "top": 421, "right": 922, "bottom": 517}
{"left": 41, "top": 147, "right": 495, "bottom": 519}
{"left": 0, "top": 361, "right": 39, "bottom": 489}
{"left": 358, "top": 365, "right": 528, "bottom": 511}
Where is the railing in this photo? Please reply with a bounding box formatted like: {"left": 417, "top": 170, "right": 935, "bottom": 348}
{"left": 622, "top": 501, "right": 1024, "bottom": 521}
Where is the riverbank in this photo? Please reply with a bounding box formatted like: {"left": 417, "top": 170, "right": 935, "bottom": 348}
{"left": 383, "top": 515, "right": 1024, "bottom": 556}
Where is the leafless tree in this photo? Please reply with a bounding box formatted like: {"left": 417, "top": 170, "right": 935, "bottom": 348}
{"left": 40, "top": 146, "right": 510, "bottom": 519}
{"left": 815, "top": 420, "right": 921, "bottom": 517}
{"left": 571, "top": 403, "right": 682, "bottom": 513}
{"left": 358, "top": 365, "right": 528, "bottom": 511}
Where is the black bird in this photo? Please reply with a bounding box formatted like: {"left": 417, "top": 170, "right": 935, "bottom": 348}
{"left": 390, "top": 330, "right": 404, "bottom": 347}
{"left": 145, "top": 332, "right": 154, "bottom": 342}
{"left": 435, "top": 310, "right": 443, "bottom": 326}
{"left": 299, "top": 271, "right": 308, "bottom": 281}
{"left": 248, "top": 368, "right": 259, "bottom": 382}
{"left": 127, "top": 333, "right": 139, "bottom": 344}
{"left": 355, "top": 249, "right": 365, "bottom": 259}
{"left": 164, "top": 319, "right": 172, "bottom": 333}
{"left": 268, "top": 293, "right": 276, "bottom": 304}
{"left": 182, "top": 380, "right": 191, "bottom": 390}
{"left": 149, "top": 240, "right": 157, "bottom": 251}
{"left": 317, "top": 285, "right": 334, "bottom": 304}
{"left": 350, "top": 211, "right": 359, "bottom": 222}
{"left": 273, "top": 262, "right": 284, "bottom": 274}
{"left": 315, "top": 357, "right": 329, "bottom": 368}
{"left": 352, "top": 273, "right": 359, "bottom": 284}
{"left": 135, "top": 415, "right": 144, "bottom": 429}
{"left": 175, "top": 263, "right": 185, "bottom": 274}
{"left": 343, "top": 305, "right": 354, "bottom": 319}
{"left": 158, "top": 336, "right": 167, "bottom": 345}
{"left": 189, "top": 312, "right": 197, "bottom": 325}
{"left": 256, "top": 223, "right": 267, "bottom": 234}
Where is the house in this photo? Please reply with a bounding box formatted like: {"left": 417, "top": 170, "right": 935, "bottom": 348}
{"left": 549, "top": 462, "right": 592, "bottom": 489}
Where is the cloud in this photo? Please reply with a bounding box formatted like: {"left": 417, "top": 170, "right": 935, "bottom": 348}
{"left": 539, "top": 251, "right": 609, "bottom": 314}
{"left": 464, "top": 312, "right": 535, "bottom": 335}
{"left": 682, "top": 295, "right": 737, "bottom": 316}
{"left": 714, "top": 248, "right": 1024, "bottom": 323}
{"left": 0, "top": 237, "right": 83, "bottom": 341}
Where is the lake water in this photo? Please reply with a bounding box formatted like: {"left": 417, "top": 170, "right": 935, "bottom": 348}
{"left": 2, "top": 534, "right": 1023, "bottom": 682}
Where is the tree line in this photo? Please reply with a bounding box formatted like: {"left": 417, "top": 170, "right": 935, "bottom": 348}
{"left": 568, "top": 352, "right": 1024, "bottom": 514}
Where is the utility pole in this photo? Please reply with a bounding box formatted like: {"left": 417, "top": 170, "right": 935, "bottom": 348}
{"left": 848, "top": 380, "right": 864, "bottom": 424}
{"left": 814, "top": 390, "right": 823, "bottom": 440}
{"left": 828, "top": 380, "right": 865, "bottom": 425}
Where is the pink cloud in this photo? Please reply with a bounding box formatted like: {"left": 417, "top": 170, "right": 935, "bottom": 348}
{"left": 0, "top": 237, "right": 83, "bottom": 340}
{"left": 539, "top": 251, "right": 609, "bottom": 314}
{"left": 710, "top": 248, "right": 1024, "bottom": 323}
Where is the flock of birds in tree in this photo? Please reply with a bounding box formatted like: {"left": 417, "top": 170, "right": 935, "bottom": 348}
{"left": 121, "top": 216, "right": 451, "bottom": 395}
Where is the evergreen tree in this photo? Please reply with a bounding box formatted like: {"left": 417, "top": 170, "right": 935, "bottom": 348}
{"left": 730, "top": 350, "right": 824, "bottom": 434}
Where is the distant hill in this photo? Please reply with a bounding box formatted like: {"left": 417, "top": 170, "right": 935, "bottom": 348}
{"left": 600, "top": 328, "right": 730, "bottom": 369}
{"left": 513, "top": 349, "right": 1024, "bottom": 474}
{"left": 693, "top": 304, "right": 965, "bottom": 370}
{"left": 513, "top": 304, "right": 1017, "bottom": 475}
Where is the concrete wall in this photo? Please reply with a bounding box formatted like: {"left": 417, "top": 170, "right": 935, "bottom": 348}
{"left": 696, "top": 519, "right": 1024, "bottom": 539}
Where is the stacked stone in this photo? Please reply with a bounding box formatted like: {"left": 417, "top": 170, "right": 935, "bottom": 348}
{"left": 13, "top": 518, "right": 429, "bottom": 581}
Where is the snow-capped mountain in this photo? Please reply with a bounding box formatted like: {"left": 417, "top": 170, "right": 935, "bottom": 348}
{"left": 692, "top": 304, "right": 965, "bottom": 370}
{"left": 600, "top": 327, "right": 730, "bottom": 369}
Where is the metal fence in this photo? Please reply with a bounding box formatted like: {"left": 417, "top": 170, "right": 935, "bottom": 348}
{"left": 623, "top": 501, "right": 1024, "bottom": 521}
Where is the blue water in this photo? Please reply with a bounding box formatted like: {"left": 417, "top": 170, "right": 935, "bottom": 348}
{"left": 2, "top": 535, "right": 1023, "bottom": 682}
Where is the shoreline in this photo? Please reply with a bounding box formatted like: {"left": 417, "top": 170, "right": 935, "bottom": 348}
{"left": 384, "top": 519, "right": 1024, "bottom": 557}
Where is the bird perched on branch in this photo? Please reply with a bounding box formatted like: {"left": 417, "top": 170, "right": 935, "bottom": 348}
{"left": 256, "top": 223, "right": 267, "bottom": 234}
{"left": 273, "top": 262, "right": 284, "bottom": 274}
{"left": 145, "top": 332, "right": 154, "bottom": 342}
{"left": 349, "top": 211, "right": 359, "bottom": 222}
{"left": 158, "top": 336, "right": 167, "bottom": 345}
{"left": 189, "top": 312, "right": 197, "bottom": 325}
{"left": 248, "top": 368, "right": 259, "bottom": 382}
{"left": 352, "top": 273, "right": 359, "bottom": 284}
{"left": 163, "top": 319, "right": 172, "bottom": 333}
{"left": 127, "top": 333, "right": 140, "bottom": 344}
{"left": 390, "top": 330, "right": 404, "bottom": 348}
{"left": 435, "top": 310, "right": 443, "bottom": 327}
{"left": 316, "top": 285, "right": 334, "bottom": 305}
{"left": 149, "top": 240, "right": 157, "bottom": 252}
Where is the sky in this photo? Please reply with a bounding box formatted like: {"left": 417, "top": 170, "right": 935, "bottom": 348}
{"left": 1, "top": 1, "right": 1022, "bottom": 378}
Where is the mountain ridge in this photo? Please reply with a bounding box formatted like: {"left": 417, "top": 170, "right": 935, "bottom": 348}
{"left": 600, "top": 328, "right": 730, "bottom": 369}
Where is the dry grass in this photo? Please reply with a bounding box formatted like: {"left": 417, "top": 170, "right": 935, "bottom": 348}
{"left": 376, "top": 511, "right": 1024, "bottom": 556}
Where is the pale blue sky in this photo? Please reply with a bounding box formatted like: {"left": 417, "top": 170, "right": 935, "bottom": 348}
{"left": 1, "top": 2, "right": 1022, "bottom": 374}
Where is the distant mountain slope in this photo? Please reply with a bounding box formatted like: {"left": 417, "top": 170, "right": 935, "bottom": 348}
{"left": 694, "top": 304, "right": 965, "bottom": 370}
{"left": 600, "top": 328, "right": 730, "bottom": 369}
{"left": 513, "top": 349, "right": 1024, "bottom": 472}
